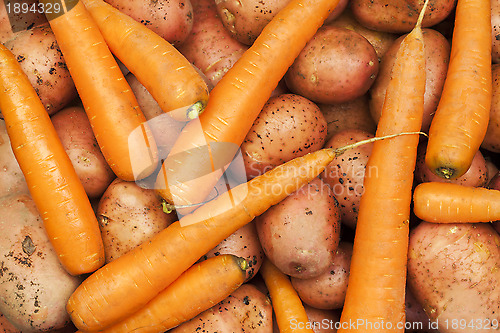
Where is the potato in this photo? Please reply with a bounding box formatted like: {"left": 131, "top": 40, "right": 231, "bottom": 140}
{"left": 303, "top": 306, "right": 340, "bottom": 333}
{"left": 256, "top": 178, "right": 341, "bottom": 279}
{"left": 0, "top": 120, "right": 28, "bottom": 199}
{"left": 322, "top": 0, "right": 349, "bottom": 24}
{"left": 170, "top": 283, "right": 273, "bottom": 332}
{"left": 405, "top": 287, "right": 439, "bottom": 333}
{"left": 415, "top": 143, "right": 489, "bottom": 187}
{"left": 327, "top": 7, "right": 398, "bottom": 60}
{"left": 407, "top": 222, "right": 500, "bottom": 333}
{"left": 285, "top": 26, "right": 379, "bottom": 104}
{"left": 104, "top": 0, "right": 193, "bottom": 45}
{"left": 350, "top": 0, "right": 456, "bottom": 33}
{"left": 492, "top": 0, "right": 500, "bottom": 64}
{"left": 4, "top": 24, "right": 77, "bottom": 115}
{"left": 240, "top": 93, "right": 327, "bottom": 179}
{"left": 482, "top": 64, "right": 500, "bottom": 153}
{"left": 0, "top": 0, "right": 47, "bottom": 43}
{"left": 97, "top": 178, "right": 177, "bottom": 262}
{"left": 214, "top": 0, "right": 291, "bottom": 45}
{"left": 51, "top": 106, "right": 116, "bottom": 198}
{"left": 176, "top": 0, "right": 249, "bottom": 86}
{"left": 291, "top": 242, "right": 352, "bottom": 310}
{"left": 321, "top": 129, "right": 374, "bottom": 229}
{"left": 0, "top": 313, "right": 20, "bottom": 333}
{"left": 0, "top": 194, "right": 82, "bottom": 332}
{"left": 369, "top": 29, "right": 450, "bottom": 133}
{"left": 200, "top": 222, "right": 264, "bottom": 281}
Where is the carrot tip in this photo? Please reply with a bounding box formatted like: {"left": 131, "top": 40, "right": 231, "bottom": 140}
{"left": 186, "top": 101, "right": 206, "bottom": 120}
{"left": 236, "top": 257, "right": 249, "bottom": 271}
{"left": 435, "top": 167, "right": 456, "bottom": 179}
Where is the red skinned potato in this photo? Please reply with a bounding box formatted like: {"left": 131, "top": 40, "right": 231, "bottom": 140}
{"left": 241, "top": 93, "right": 327, "bottom": 179}
{"left": 407, "top": 222, "right": 500, "bottom": 333}
{"left": 0, "top": 194, "right": 83, "bottom": 332}
{"left": 350, "top": 0, "right": 456, "bottom": 33}
{"left": 51, "top": 106, "right": 115, "bottom": 198}
{"left": 4, "top": 24, "right": 77, "bottom": 115}
{"left": 291, "top": 242, "right": 352, "bottom": 310}
{"left": 370, "top": 29, "right": 450, "bottom": 133}
{"left": 97, "top": 178, "right": 177, "bottom": 263}
{"left": 256, "top": 178, "right": 341, "bottom": 279}
{"left": 0, "top": 120, "right": 28, "bottom": 198}
{"left": 405, "top": 287, "right": 439, "bottom": 333}
{"left": 104, "top": 0, "right": 193, "bottom": 45}
{"left": 0, "top": 0, "right": 47, "bottom": 43}
{"left": 176, "top": 0, "right": 248, "bottom": 86}
{"left": 285, "top": 26, "right": 379, "bottom": 104}
{"left": 303, "top": 306, "right": 340, "bottom": 333}
{"left": 482, "top": 64, "right": 500, "bottom": 152}
{"left": 321, "top": 130, "right": 374, "bottom": 229}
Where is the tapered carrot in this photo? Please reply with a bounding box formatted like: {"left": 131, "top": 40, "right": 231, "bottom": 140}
{"left": 80, "top": 0, "right": 209, "bottom": 122}
{"left": 65, "top": 131, "right": 422, "bottom": 331}
{"left": 413, "top": 182, "right": 500, "bottom": 223}
{"left": 338, "top": 2, "right": 428, "bottom": 332}
{"left": 0, "top": 44, "right": 104, "bottom": 275}
{"left": 38, "top": 0, "right": 158, "bottom": 181}
{"left": 425, "top": 0, "right": 492, "bottom": 180}
{"left": 260, "top": 258, "right": 313, "bottom": 333}
{"left": 154, "top": 0, "right": 341, "bottom": 213}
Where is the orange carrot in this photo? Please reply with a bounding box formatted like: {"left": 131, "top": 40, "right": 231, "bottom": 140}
{"left": 89, "top": 254, "right": 247, "bottom": 333}
{"left": 413, "top": 182, "right": 500, "bottom": 223}
{"left": 0, "top": 44, "right": 104, "bottom": 275}
{"left": 260, "top": 258, "right": 313, "bottom": 333}
{"left": 80, "top": 0, "right": 209, "bottom": 122}
{"left": 338, "top": 2, "right": 428, "bottom": 332}
{"left": 425, "top": 0, "right": 492, "bottom": 180}
{"left": 154, "top": 0, "right": 341, "bottom": 213}
{"left": 38, "top": 0, "right": 158, "bottom": 181}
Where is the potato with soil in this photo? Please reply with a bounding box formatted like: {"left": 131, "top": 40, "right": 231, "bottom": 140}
{"left": 51, "top": 106, "right": 116, "bottom": 198}
{"left": 0, "top": 0, "right": 47, "bottom": 43}
{"left": 256, "top": 178, "right": 341, "bottom": 279}
{"left": 4, "top": 24, "right": 77, "bottom": 115}
{"left": 285, "top": 26, "right": 379, "bottom": 105}
{"left": 0, "top": 120, "right": 28, "bottom": 198}
{"left": 0, "top": 194, "right": 83, "bottom": 332}
{"left": 370, "top": 29, "right": 450, "bottom": 133}
{"left": 482, "top": 64, "right": 500, "bottom": 152}
{"left": 492, "top": 0, "right": 500, "bottom": 64}
{"left": 241, "top": 93, "right": 327, "bottom": 179}
{"left": 104, "top": 0, "right": 193, "bottom": 45}
{"left": 321, "top": 130, "right": 374, "bottom": 229}
{"left": 407, "top": 222, "right": 500, "bottom": 333}
{"left": 350, "top": 0, "right": 456, "bottom": 33}
{"left": 97, "top": 178, "right": 177, "bottom": 262}
{"left": 291, "top": 242, "right": 352, "bottom": 310}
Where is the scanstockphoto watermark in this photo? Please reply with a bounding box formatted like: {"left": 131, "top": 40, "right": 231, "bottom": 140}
{"left": 289, "top": 319, "right": 427, "bottom": 331}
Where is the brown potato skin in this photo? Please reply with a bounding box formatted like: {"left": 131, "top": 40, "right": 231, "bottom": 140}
{"left": 0, "top": 194, "right": 83, "bottom": 332}
{"left": 241, "top": 93, "right": 327, "bottom": 179}
{"left": 321, "top": 130, "right": 374, "bottom": 229}
{"left": 256, "top": 178, "right": 341, "bottom": 279}
{"left": 407, "top": 222, "right": 500, "bottom": 333}
{"left": 51, "top": 106, "right": 116, "bottom": 198}
{"left": 4, "top": 24, "right": 77, "bottom": 115}
{"left": 492, "top": 0, "right": 500, "bottom": 64}
{"left": 369, "top": 29, "right": 450, "bottom": 133}
{"left": 0, "top": 120, "right": 28, "bottom": 198}
{"left": 97, "top": 179, "right": 177, "bottom": 262}
{"left": 482, "top": 64, "right": 500, "bottom": 152}
{"left": 0, "top": 313, "right": 21, "bottom": 333}
{"left": 0, "top": 0, "right": 47, "bottom": 43}
{"left": 304, "top": 306, "right": 340, "bottom": 333}
{"left": 104, "top": 0, "right": 193, "bottom": 45}
{"left": 285, "top": 26, "right": 379, "bottom": 104}
{"left": 291, "top": 242, "right": 353, "bottom": 310}
{"left": 350, "top": 0, "right": 456, "bottom": 33}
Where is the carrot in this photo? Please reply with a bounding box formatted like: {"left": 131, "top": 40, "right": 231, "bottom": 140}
{"left": 154, "top": 0, "right": 341, "bottom": 213}
{"left": 413, "top": 182, "right": 500, "bottom": 223}
{"left": 0, "top": 44, "right": 104, "bottom": 275}
{"left": 85, "top": 254, "right": 247, "bottom": 333}
{"left": 65, "top": 131, "right": 422, "bottom": 331}
{"left": 260, "top": 258, "right": 313, "bottom": 333}
{"left": 425, "top": 0, "right": 492, "bottom": 180}
{"left": 338, "top": 2, "right": 428, "bottom": 332}
{"left": 38, "top": 0, "right": 158, "bottom": 182}
{"left": 80, "top": 0, "right": 209, "bottom": 122}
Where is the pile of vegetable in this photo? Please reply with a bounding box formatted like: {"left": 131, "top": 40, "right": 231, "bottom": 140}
{"left": 0, "top": 0, "right": 499, "bottom": 332}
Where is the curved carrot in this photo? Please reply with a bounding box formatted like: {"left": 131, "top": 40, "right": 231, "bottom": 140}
{"left": 81, "top": 0, "right": 209, "bottom": 122}
{"left": 94, "top": 254, "right": 247, "bottom": 333}
{"left": 425, "top": 0, "right": 492, "bottom": 180}
{"left": 260, "top": 258, "right": 313, "bottom": 333}
{"left": 38, "top": 0, "right": 158, "bottom": 181}
{"left": 413, "top": 182, "right": 500, "bottom": 223}
{"left": 154, "top": 0, "right": 341, "bottom": 212}
{"left": 0, "top": 44, "right": 104, "bottom": 275}
{"left": 339, "top": 2, "right": 428, "bottom": 332}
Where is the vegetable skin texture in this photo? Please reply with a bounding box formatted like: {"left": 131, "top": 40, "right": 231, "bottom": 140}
{"left": 0, "top": 44, "right": 104, "bottom": 275}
